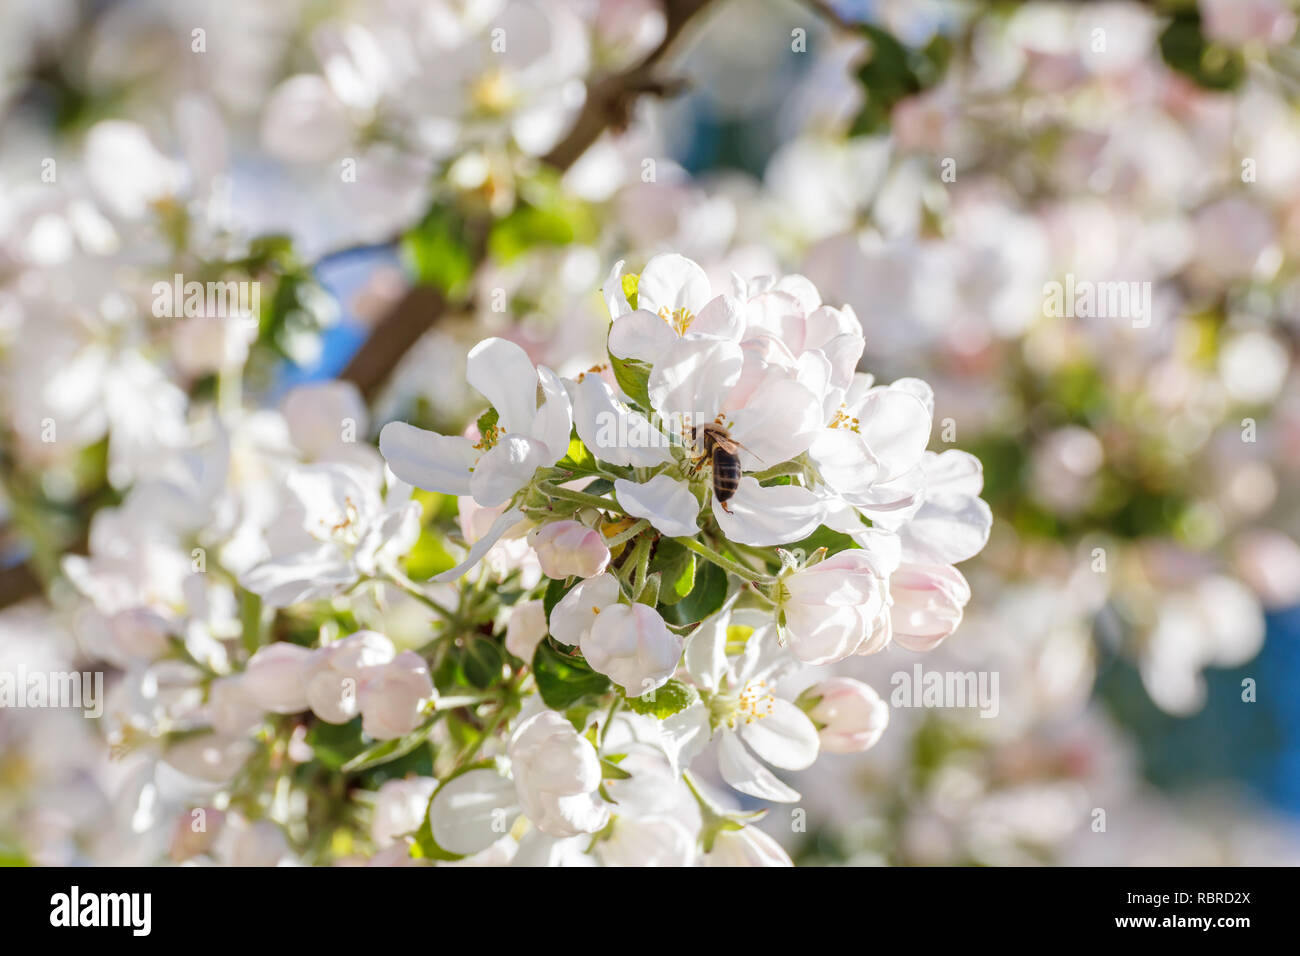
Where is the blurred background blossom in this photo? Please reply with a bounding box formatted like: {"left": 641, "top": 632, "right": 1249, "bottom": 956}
{"left": 2, "top": 0, "right": 1299, "bottom": 865}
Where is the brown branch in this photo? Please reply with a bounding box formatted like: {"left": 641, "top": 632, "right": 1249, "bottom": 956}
{"left": 339, "top": 0, "right": 716, "bottom": 398}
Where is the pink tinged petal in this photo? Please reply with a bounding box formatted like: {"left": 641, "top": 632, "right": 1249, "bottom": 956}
{"left": 690, "top": 294, "right": 746, "bottom": 340}
{"left": 581, "top": 602, "right": 682, "bottom": 695}
{"left": 469, "top": 435, "right": 550, "bottom": 507}
{"left": 727, "top": 377, "right": 822, "bottom": 468}
{"left": 433, "top": 508, "right": 527, "bottom": 582}
{"left": 889, "top": 377, "right": 935, "bottom": 417}
{"left": 890, "top": 563, "right": 970, "bottom": 652}
{"left": 647, "top": 337, "right": 743, "bottom": 424}
{"left": 572, "top": 374, "right": 672, "bottom": 468}
{"left": 712, "top": 477, "right": 824, "bottom": 547}
{"left": 773, "top": 274, "right": 822, "bottom": 314}
{"left": 783, "top": 603, "right": 873, "bottom": 665}
{"left": 802, "top": 304, "right": 857, "bottom": 349}
{"left": 429, "top": 769, "right": 520, "bottom": 857}
{"left": 608, "top": 309, "right": 678, "bottom": 365}
{"left": 379, "top": 422, "right": 477, "bottom": 496}
{"left": 845, "top": 464, "right": 926, "bottom": 520}
{"left": 818, "top": 332, "right": 866, "bottom": 392}
{"left": 614, "top": 475, "right": 700, "bottom": 538}
{"left": 717, "top": 729, "right": 801, "bottom": 803}
{"left": 548, "top": 573, "right": 621, "bottom": 646}
{"left": 744, "top": 291, "right": 805, "bottom": 350}
{"left": 532, "top": 366, "right": 574, "bottom": 459}
{"left": 854, "top": 388, "right": 932, "bottom": 481}
{"left": 738, "top": 698, "right": 820, "bottom": 770}
{"left": 636, "top": 253, "right": 712, "bottom": 317}
{"left": 466, "top": 337, "right": 539, "bottom": 436}
{"left": 897, "top": 493, "right": 993, "bottom": 565}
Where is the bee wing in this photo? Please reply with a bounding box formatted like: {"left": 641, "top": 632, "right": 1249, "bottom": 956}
{"left": 715, "top": 434, "right": 763, "bottom": 463}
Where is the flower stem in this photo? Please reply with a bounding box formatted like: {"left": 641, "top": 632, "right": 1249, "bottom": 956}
{"left": 603, "top": 518, "right": 649, "bottom": 548}
{"left": 536, "top": 480, "right": 627, "bottom": 515}
{"left": 672, "top": 537, "right": 775, "bottom": 585}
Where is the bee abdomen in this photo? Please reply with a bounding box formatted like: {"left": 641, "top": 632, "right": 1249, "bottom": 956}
{"left": 712, "top": 450, "right": 741, "bottom": 503}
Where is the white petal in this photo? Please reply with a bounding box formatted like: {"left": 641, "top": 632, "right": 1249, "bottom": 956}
{"left": 683, "top": 606, "right": 730, "bottom": 690}
{"left": 809, "top": 428, "right": 880, "bottom": 497}
{"left": 614, "top": 475, "right": 700, "bottom": 538}
{"left": 572, "top": 375, "right": 672, "bottom": 468}
{"left": 608, "top": 310, "right": 677, "bottom": 365}
{"left": 429, "top": 769, "right": 520, "bottom": 857}
{"left": 467, "top": 338, "right": 539, "bottom": 436}
{"left": 897, "top": 494, "right": 993, "bottom": 565}
{"left": 712, "top": 478, "right": 824, "bottom": 547}
{"left": 923, "top": 449, "right": 985, "bottom": 496}
{"left": 549, "top": 573, "right": 622, "bottom": 646}
{"left": 433, "top": 508, "right": 527, "bottom": 582}
{"left": 379, "top": 422, "right": 476, "bottom": 496}
{"left": 717, "top": 730, "right": 801, "bottom": 803}
{"left": 738, "top": 699, "right": 820, "bottom": 770}
{"left": 532, "top": 366, "right": 574, "bottom": 459}
{"left": 854, "top": 388, "right": 932, "bottom": 481}
{"left": 647, "top": 337, "right": 743, "bottom": 425}
{"left": 636, "top": 253, "right": 711, "bottom": 318}
{"left": 727, "top": 377, "right": 822, "bottom": 468}
{"left": 601, "top": 258, "right": 631, "bottom": 318}
{"left": 469, "top": 435, "right": 550, "bottom": 507}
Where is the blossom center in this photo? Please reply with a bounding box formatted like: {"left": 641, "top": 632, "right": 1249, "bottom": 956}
{"left": 710, "top": 680, "right": 776, "bottom": 730}
{"left": 659, "top": 306, "right": 694, "bottom": 336}
{"left": 828, "top": 404, "right": 860, "bottom": 432}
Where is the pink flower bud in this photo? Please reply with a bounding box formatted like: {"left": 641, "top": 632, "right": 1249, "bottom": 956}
{"left": 889, "top": 563, "right": 971, "bottom": 652}
{"left": 803, "top": 677, "right": 889, "bottom": 754}
{"left": 242, "top": 642, "right": 313, "bottom": 713}
{"left": 528, "top": 520, "right": 611, "bottom": 579}
{"left": 780, "top": 550, "right": 887, "bottom": 665}
{"left": 358, "top": 651, "right": 434, "bottom": 740}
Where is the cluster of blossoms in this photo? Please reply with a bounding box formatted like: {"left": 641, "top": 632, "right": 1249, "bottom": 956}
{"left": 349, "top": 253, "right": 990, "bottom": 860}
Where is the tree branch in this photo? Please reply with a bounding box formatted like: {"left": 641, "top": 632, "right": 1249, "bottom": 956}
{"left": 339, "top": 0, "right": 716, "bottom": 398}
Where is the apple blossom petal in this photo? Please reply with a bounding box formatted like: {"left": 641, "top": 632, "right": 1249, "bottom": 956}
{"left": 728, "top": 377, "right": 822, "bottom": 467}
{"left": 738, "top": 698, "right": 820, "bottom": 771}
{"left": 647, "top": 337, "right": 743, "bottom": 425}
{"left": 379, "top": 422, "right": 477, "bottom": 496}
{"left": 897, "top": 493, "right": 993, "bottom": 565}
{"left": 549, "top": 573, "right": 621, "bottom": 646}
{"left": 613, "top": 475, "right": 700, "bottom": 538}
{"left": 854, "top": 387, "right": 932, "bottom": 481}
{"left": 712, "top": 477, "right": 824, "bottom": 547}
{"left": 572, "top": 374, "right": 672, "bottom": 468}
{"left": 717, "top": 730, "right": 801, "bottom": 803}
{"left": 469, "top": 435, "right": 550, "bottom": 507}
{"left": 429, "top": 769, "right": 521, "bottom": 857}
{"left": 466, "top": 337, "right": 539, "bottom": 436}
{"left": 433, "top": 508, "right": 528, "bottom": 582}
{"left": 636, "top": 253, "right": 711, "bottom": 318}
{"left": 608, "top": 309, "right": 677, "bottom": 365}
{"left": 533, "top": 366, "right": 574, "bottom": 458}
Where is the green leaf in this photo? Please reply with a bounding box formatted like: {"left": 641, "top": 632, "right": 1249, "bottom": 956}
{"left": 543, "top": 575, "right": 578, "bottom": 618}
{"left": 555, "top": 435, "right": 599, "bottom": 474}
{"left": 340, "top": 716, "right": 439, "bottom": 773}
{"left": 488, "top": 190, "right": 595, "bottom": 262}
{"left": 583, "top": 477, "right": 615, "bottom": 496}
{"left": 786, "top": 525, "right": 858, "bottom": 558}
{"left": 476, "top": 407, "right": 499, "bottom": 438}
{"left": 460, "top": 635, "right": 506, "bottom": 690}
{"left": 306, "top": 718, "right": 367, "bottom": 771}
{"left": 532, "top": 639, "right": 611, "bottom": 710}
{"left": 849, "top": 24, "right": 950, "bottom": 136}
{"left": 609, "top": 351, "right": 652, "bottom": 410}
{"left": 621, "top": 273, "right": 640, "bottom": 311}
{"left": 625, "top": 679, "right": 700, "bottom": 719}
{"left": 1159, "top": 10, "right": 1244, "bottom": 91}
{"left": 660, "top": 559, "right": 727, "bottom": 626}
{"left": 637, "top": 571, "right": 661, "bottom": 608}
{"left": 401, "top": 204, "right": 474, "bottom": 296}
{"left": 651, "top": 538, "right": 696, "bottom": 605}
{"left": 600, "top": 757, "right": 633, "bottom": 780}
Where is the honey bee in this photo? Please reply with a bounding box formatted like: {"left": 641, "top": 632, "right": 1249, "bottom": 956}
{"left": 689, "top": 420, "right": 755, "bottom": 514}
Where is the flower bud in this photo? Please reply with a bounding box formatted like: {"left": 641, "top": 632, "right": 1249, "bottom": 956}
{"left": 507, "top": 710, "right": 609, "bottom": 838}
{"left": 505, "top": 599, "right": 548, "bottom": 661}
{"left": 371, "top": 777, "right": 437, "bottom": 847}
{"left": 780, "top": 550, "right": 886, "bottom": 665}
{"left": 889, "top": 563, "right": 970, "bottom": 652}
{"left": 242, "top": 642, "right": 313, "bottom": 714}
{"left": 801, "top": 677, "right": 889, "bottom": 753}
{"left": 582, "top": 602, "right": 682, "bottom": 695}
{"left": 548, "top": 573, "right": 621, "bottom": 646}
{"left": 208, "top": 676, "right": 265, "bottom": 736}
{"left": 303, "top": 630, "right": 395, "bottom": 724}
{"left": 357, "top": 651, "right": 434, "bottom": 740}
{"left": 528, "top": 520, "right": 611, "bottom": 579}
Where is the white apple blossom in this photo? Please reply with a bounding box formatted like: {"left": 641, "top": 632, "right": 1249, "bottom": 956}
{"left": 303, "top": 630, "right": 397, "bottom": 724}
{"left": 527, "top": 520, "right": 611, "bottom": 579}
{"left": 357, "top": 651, "right": 435, "bottom": 740}
{"left": 507, "top": 711, "right": 610, "bottom": 838}
{"left": 801, "top": 677, "right": 890, "bottom": 754}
